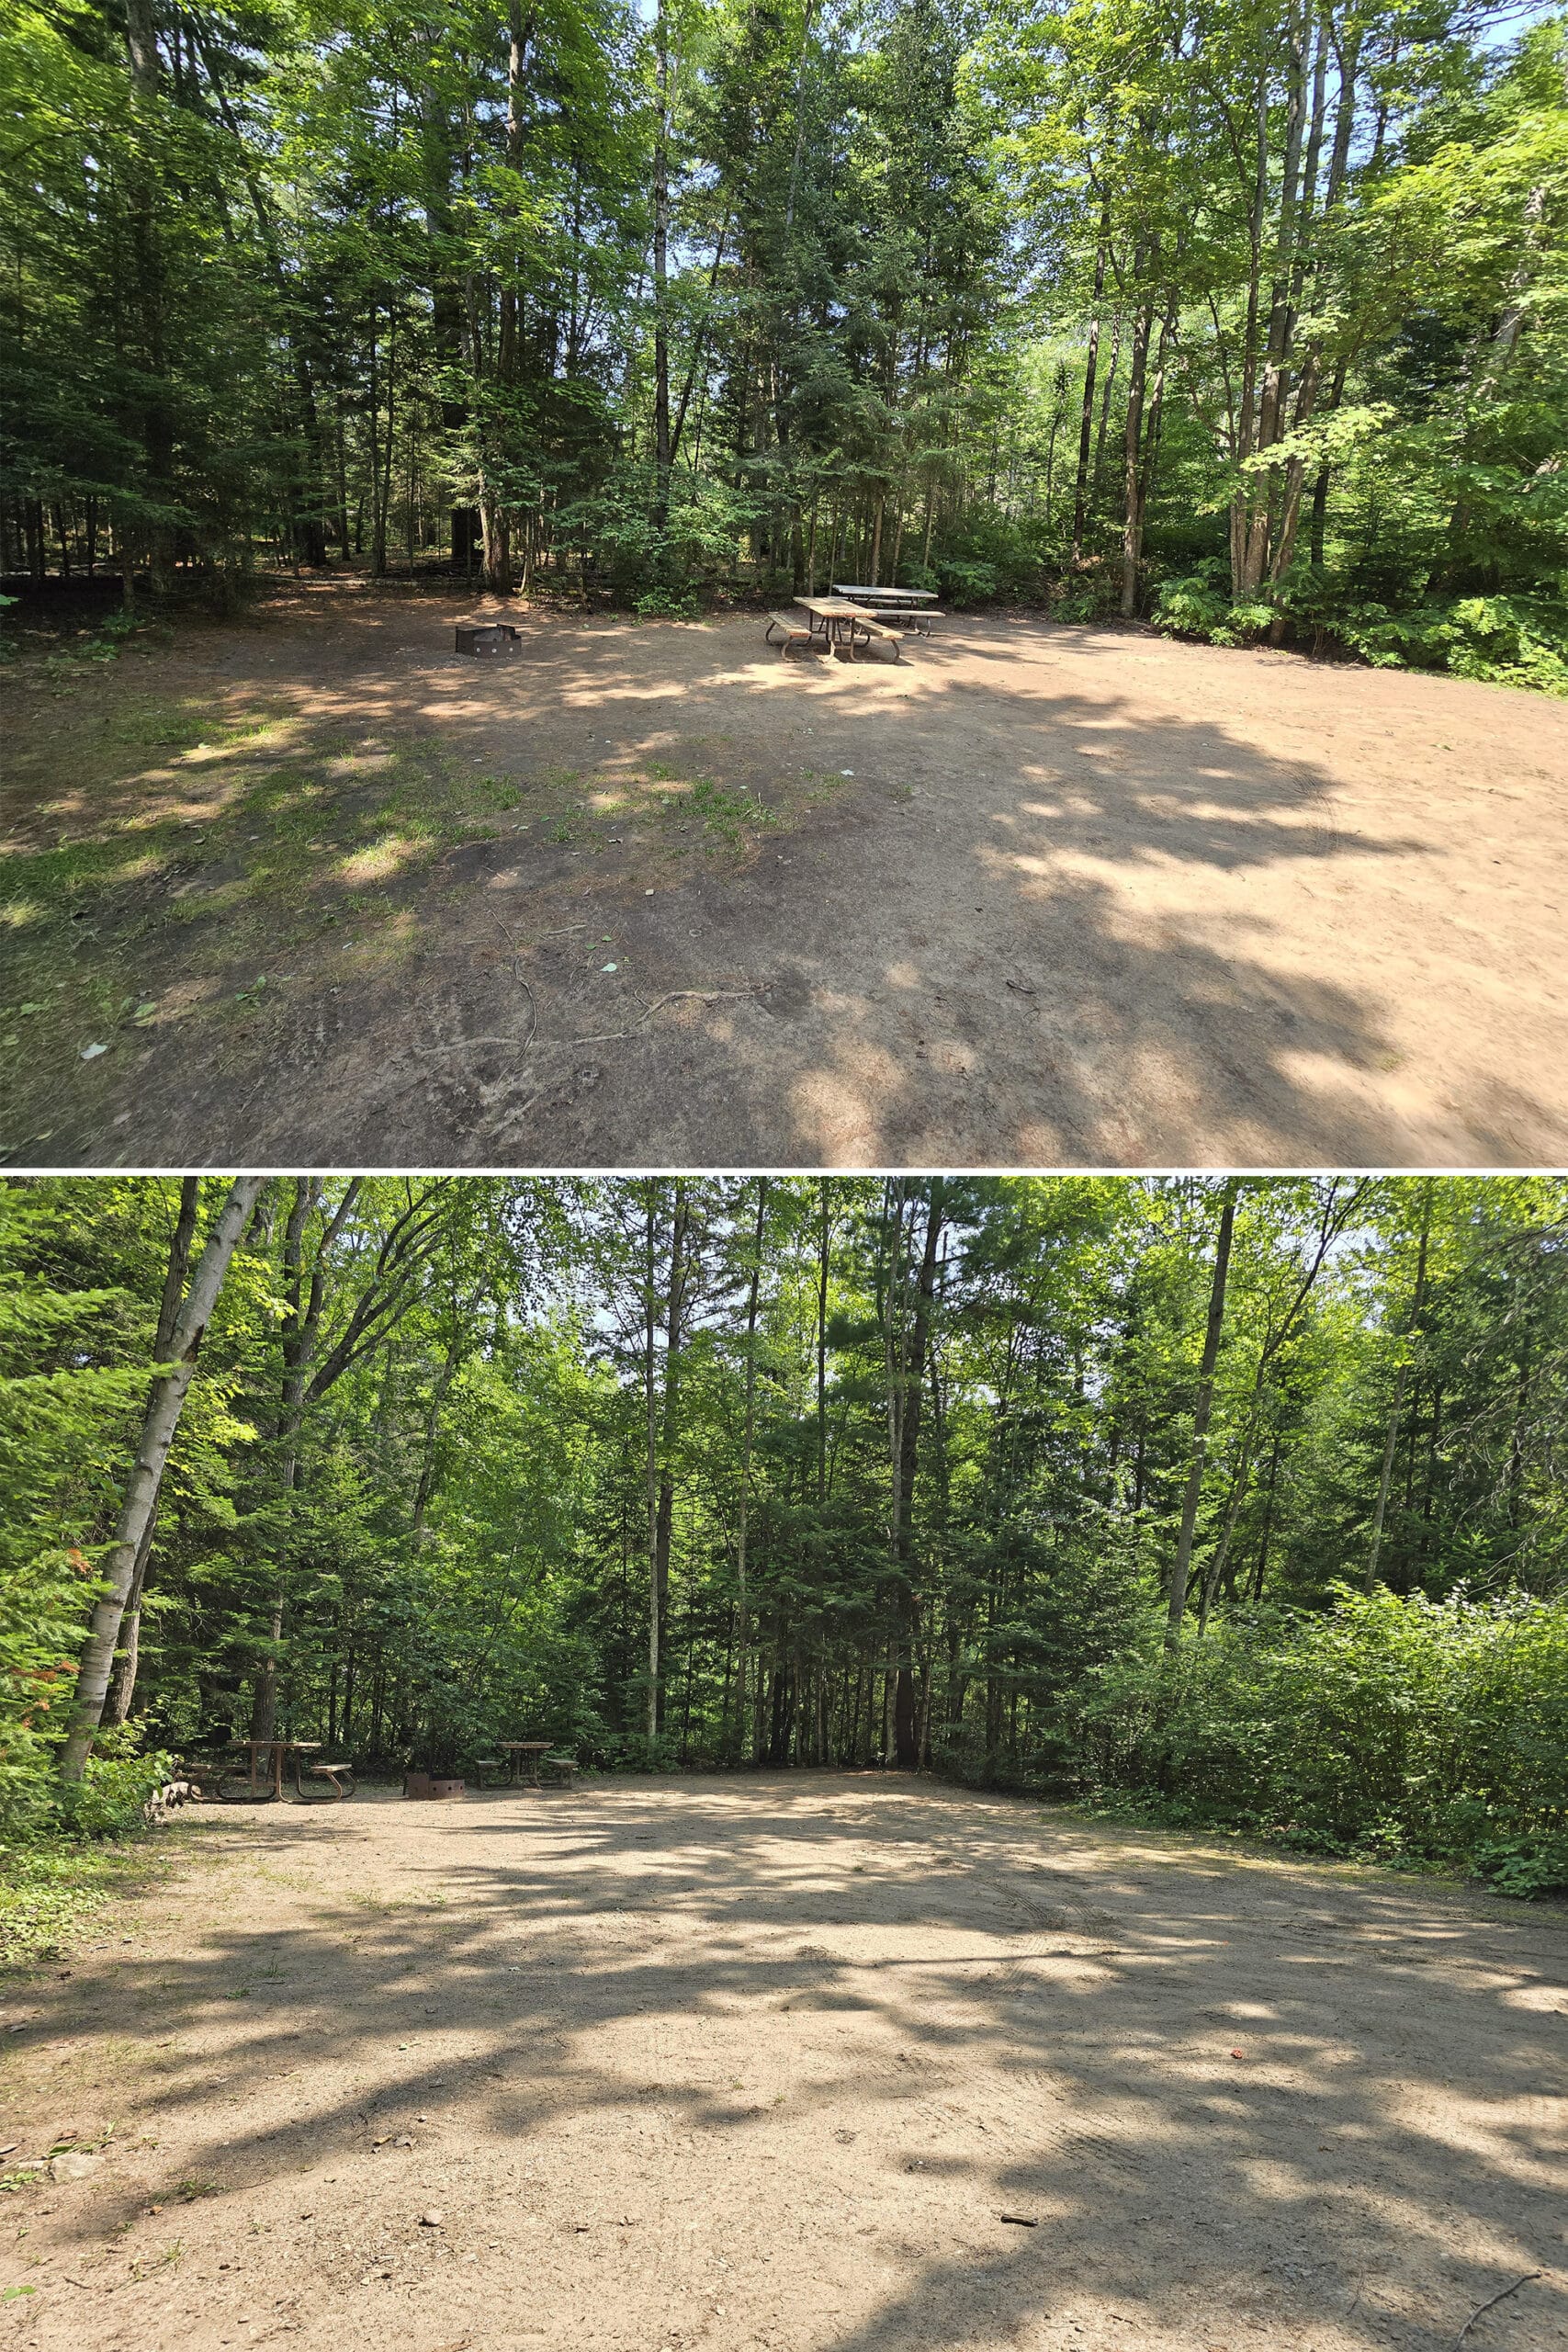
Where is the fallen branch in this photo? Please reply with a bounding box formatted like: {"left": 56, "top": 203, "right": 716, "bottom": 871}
{"left": 564, "top": 987, "right": 763, "bottom": 1047}
{"left": 1453, "top": 2273, "right": 1541, "bottom": 2350}
{"left": 489, "top": 915, "right": 539, "bottom": 1056}
{"left": 409, "top": 986, "right": 761, "bottom": 1063}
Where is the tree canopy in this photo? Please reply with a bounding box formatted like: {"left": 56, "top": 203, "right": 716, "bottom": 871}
{"left": 4, "top": 0, "right": 1564, "bottom": 686}
{"left": 5, "top": 1174, "right": 1565, "bottom": 1891}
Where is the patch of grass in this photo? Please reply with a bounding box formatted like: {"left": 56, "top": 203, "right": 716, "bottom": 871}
{"left": 129, "top": 2240, "right": 185, "bottom": 2278}
{"left": 0, "top": 1836, "right": 152, "bottom": 1966}
{"left": 0, "top": 694, "right": 542, "bottom": 1144}
{"left": 682, "top": 776, "right": 781, "bottom": 854}
{"left": 475, "top": 776, "right": 523, "bottom": 811}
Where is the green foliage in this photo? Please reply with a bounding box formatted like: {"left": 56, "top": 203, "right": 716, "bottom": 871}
{"left": 3, "top": 0, "right": 1563, "bottom": 684}
{"left": 1155, "top": 574, "right": 1568, "bottom": 693}
{"left": 1071, "top": 1589, "right": 1568, "bottom": 1891}
{"left": 1335, "top": 594, "right": 1568, "bottom": 695}
{"left": 1154, "top": 576, "right": 1278, "bottom": 649}
{"left": 2, "top": 1174, "right": 1564, "bottom": 1893}
{"left": 633, "top": 587, "right": 702, "bottom": 620}
{"left": 52, "top": 1729, "right": 177, "bottom": 1839}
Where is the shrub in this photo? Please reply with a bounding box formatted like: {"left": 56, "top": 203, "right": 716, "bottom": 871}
{"left": 54, "top": 1736, "right": 177, "bottom": 1838}
{"left": 1154, "top": 574, "right": 1276, "bottom": 646}
{"left": 1154, "top": 569, "right": 1568, "bottom": 695}
{"left": 1068, "top": 1588, "right": 1568, "bottom": 1894}
{"left": 1336, "top": 594, "right": 1568, "bottom": 695}
{"left": 633, "top": 587, "right": 700, "bottom": 620}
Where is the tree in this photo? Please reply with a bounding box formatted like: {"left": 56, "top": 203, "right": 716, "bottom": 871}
{"left": 57, "top": 1176, "right": 265, "bottom": 1781}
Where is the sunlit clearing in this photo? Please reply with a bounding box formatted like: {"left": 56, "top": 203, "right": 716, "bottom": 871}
{"left": 336, "top": 834, "right": 423, "bottom": 885}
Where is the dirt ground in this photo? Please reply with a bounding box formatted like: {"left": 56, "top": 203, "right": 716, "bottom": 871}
{"left": 0, "top": 1776, "right": 1563, "bottom": 2352}
{"left": 4, "top": 581, "right": 1566, "bottom": 1168}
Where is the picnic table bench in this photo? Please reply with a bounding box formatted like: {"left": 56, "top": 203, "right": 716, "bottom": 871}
{"left": 765, "top": 611, "right": 817, "bottom": 657}
{"left": 500, "top": 1739, "right": 555, "bottom": 1787}
{"left": 830, "top": 585, "right": 943, "bottom": 635}
{"left": 182, "top": 1739, "right": 351, "bottom": 1802}
{"left": 789, "top": 597, "right": 905, "bottom": 662}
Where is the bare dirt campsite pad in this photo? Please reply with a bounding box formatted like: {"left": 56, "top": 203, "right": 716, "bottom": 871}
{"left": 4, "top": 579, "right": 1567, "bottom": 1167}
{"left": 1, "top": 1779, "right": 1563, "bottom": 2352}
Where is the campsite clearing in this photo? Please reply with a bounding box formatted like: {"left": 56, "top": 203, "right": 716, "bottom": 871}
{"left": 0, "top": 1776, "right": 1561, "bottom": 2352}
{"left": 5, "top": 581, "right": 1564, "bottom": 1168}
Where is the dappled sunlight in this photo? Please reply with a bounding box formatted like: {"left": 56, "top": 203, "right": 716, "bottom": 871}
{"left": 6, "top": 589, "right": 1565, "bottom": 1164}
{"left": 335, "top": 833, "right": 424, "bottom": 886}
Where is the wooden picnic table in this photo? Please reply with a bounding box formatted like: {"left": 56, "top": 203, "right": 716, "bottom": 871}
{"left": 796, "top": 594, "right": 922, "bottom": 657}
{"left": 234, "top": 1738, "right": 320, "bottom": 1801}
{"left": 829, "top": 584, "right": 942, "bottom": 634}
{"left": 829, "top": 583, "right": 938, "bottom": 605}
{"left": 794, "top": 595, "right": 875, "bottom": 651}
{"left": 500, "top": 1740, "right": 554, "bottom": 1788}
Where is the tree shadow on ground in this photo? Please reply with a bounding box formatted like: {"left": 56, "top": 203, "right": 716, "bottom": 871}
{"left": 4, "top": 596, "right": 1562, "bottom": 1167}
{"left": 7, "top": 1777, "right": 1562, "bottom": 2350}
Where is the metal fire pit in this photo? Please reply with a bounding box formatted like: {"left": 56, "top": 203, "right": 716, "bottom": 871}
{"left": 455, "top": 622, "right": 521, "bottom": 657}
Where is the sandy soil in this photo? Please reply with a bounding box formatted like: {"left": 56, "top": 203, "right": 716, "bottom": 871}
{"left": 5, "top": 583, "right": 1567, "bottom": 1168}
{"left": 0, "top": 1775, "right": 1562, "bottom": 2352}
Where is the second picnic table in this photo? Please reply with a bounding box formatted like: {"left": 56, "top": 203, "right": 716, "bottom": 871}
{"left": 830, "top": 584, "right": 941, "bottom": 634}
{"left": 500, "top": 1740, "right": 554, "bottom": 1787}
{"left": 829, "top": 583, "right": 938, "bottom": 607}
{"left": 234, "top": 1737, "right": 321, "bottom": 1800}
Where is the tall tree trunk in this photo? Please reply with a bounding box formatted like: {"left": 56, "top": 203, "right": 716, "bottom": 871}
{"left": 884, "top": 1181, "right": 944, "bottom": 1766}
{"left": 104, "top": 1179, "right": 201, "bottom": 1725}
{"left": 652, "top": 0, "right": 671, "bottom": 532}
{"left": 123, "top": 0, "right": 175, "bottom": 600}
{"left": 1163, "top": 1182, "right": 1238, "bottom": 1652}
{"left": 59, "top": 1180, "right": 265, "bottom": 1781}
{"left": 645, "top": 1191, "right": 660, "bottom": 1748}
{"left": 734, "top": 1179, "right": 767, "bottom": 1759}
{"left": 1119, "top": 288, "right": 1154, "bottom": 618}
{"left": 1365, "top": 1181, "right": 1432, "bottom": 1591}
{"left": 1072, "top": 209, "right": 1108, "bottom": 561}
{"left": 652, "top": 1182, "right": 688, "bottom": 1733}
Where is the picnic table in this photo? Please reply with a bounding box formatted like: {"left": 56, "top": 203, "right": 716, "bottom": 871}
{"left": 830, "top": 583, "right": 938, "bottom": 606}
{"left": 500, "top": 1740, "right": 554, "bottom": 1788}
{"left": 791, "top": 597, "right": 913, "bottom": 661}
{"left": 793, "top": 595, "right": 876, "bottom": 652}
{"left": 830, "top": 584, "right": 942, "bottom": 634}
{"left": 233, "top": 1738, "right": 321, "bottom": 1801}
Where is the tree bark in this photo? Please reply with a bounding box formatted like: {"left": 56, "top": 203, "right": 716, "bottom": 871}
{"left": 652, "top": 0, "right": 671, "bottom": 531}
{"left": 734, "top": 1178, "right": 767, "bottom": 1758}
{"left": 1072, "top": 216, "right": 1108, "bottom": 561}
{"left": 104, "top": 1178, "right": 201, "bottom": 1725}
{"left": 645, "top": 1189, "right": 660, "bottom": 1747}
{"left": 59, "top": 1179, "right": 265, "bottom": 1781}
{"left": 1119, "top": 288, "right": 1153, "bottom": 616}
{"left": 883, "top": 1180, "right": 943, "bottom": 1766}
{"left": 1365, "top": 1181, "right": 1432, "bottom": 1591}
{"left": 1163, "top": 1182, "right": 1238, "bottom": 1652}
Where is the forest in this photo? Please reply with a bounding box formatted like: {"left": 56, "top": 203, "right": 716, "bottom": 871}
{"left": 3, "top": 1173, "right": 1564, "bottom": 1901}
{"left": 4, "top": 0, "right": 1566, "bottom": 689}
